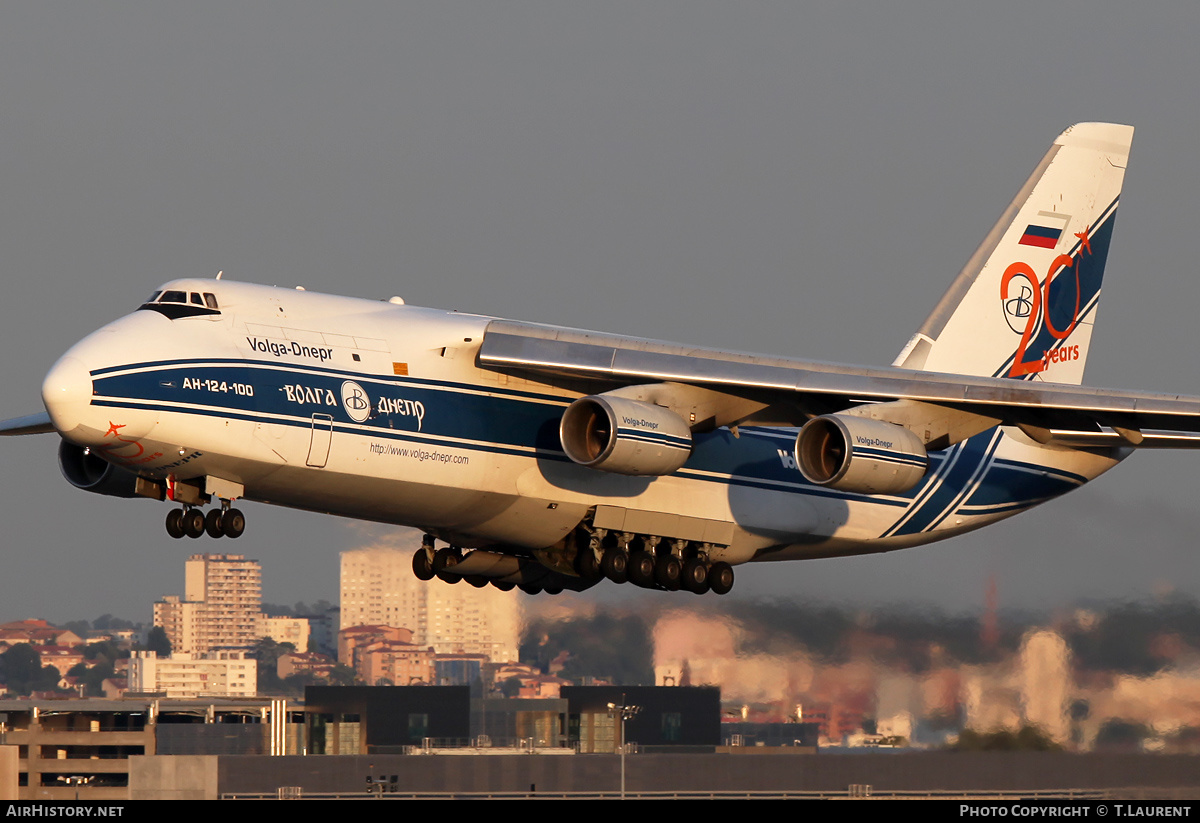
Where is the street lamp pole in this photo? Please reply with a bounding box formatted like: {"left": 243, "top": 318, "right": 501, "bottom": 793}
{"left": 607, "top": 697, "right": 640, "bottom": 800}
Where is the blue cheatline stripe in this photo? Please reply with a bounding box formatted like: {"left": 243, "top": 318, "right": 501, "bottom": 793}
{"left": 848, "top": 447, "right": 926, "bottom": 469}
{"left": 919, "top": 431, "right": 1005, "bottom": 534}
{"left": 985, "top": 457, "right": 1088, "bottom": 486}
{"left": 882, "top": 429, "right": 1004, "bottom": 538}
{"left": 92, "top": 356, "right": 573, "bottom": 405}
{"left": 91, "top": 362, "right": 1078, "bottom": 535}
{"left": 615, "top": 432, "right": 692, "bottom": 451}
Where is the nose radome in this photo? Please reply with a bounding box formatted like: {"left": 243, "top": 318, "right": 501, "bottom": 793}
{"left": 41, "top": 355, "right": 92, "bottom": 439}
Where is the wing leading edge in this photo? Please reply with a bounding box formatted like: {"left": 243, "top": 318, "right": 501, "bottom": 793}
{"left": 0, "top": 412, "right": 55, "bottom": 436}
{"left": 477, "top": 319, "right": 1200, "bottom": 450}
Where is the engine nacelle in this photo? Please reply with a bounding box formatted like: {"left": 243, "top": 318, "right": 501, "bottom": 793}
{"left": 58, "top": 441, "right": 139, "bottom": 498}
{"left": 560, "top": 394, "right": 692, "bottom": 476}
{"left": 795, "top": 414, "right": 928, "bottom": 495}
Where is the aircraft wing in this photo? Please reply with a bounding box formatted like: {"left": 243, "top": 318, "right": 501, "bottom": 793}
{"left": 478, "top": 319, "right": 1200, "bottom": 449}
{"left": 0, "top": 411, "right": 55, "bottom": 436}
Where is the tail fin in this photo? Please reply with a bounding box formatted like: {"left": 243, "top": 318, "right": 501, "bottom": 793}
{"left": 894, "top": 122, "right": 1132, "bottom": 385}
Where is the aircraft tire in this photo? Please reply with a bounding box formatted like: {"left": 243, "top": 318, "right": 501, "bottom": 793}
{"left": 412, "top": 550, "right": 435, "bottom": 581}
{"left": 221, "top": 509, "right": 246, "bottom": 539}
{"left": 655, "top": 554, "right": 682, "bottom": 590}
{"left": 433, "top": 547, "right": 461, "bottom": 583}
{"left": 204, "top": 509, "right": 225, "bottom": 538}
{"left": 491, "top": 580, "right": 515, "bottom": 592}
{"left": 432, "top": 547, "right": 460, "bottom": 573}
{"left": 682, "top": 558, "right": 709, "bottom": 594}
{"left": 601, "top": 547, "right": 628, "bottom": 584}
{"left": 165, "top": 509, "right": 185, "bottom": 539}
{"left": 576, "top": 546, "right": 602, "bottom": 581}
{"left": 183, "top": 508, "right": 205, "bottom": 539}
{"left": 627, "top": 551, "right": 656, "bottom": 588}
{"left": 519, "top": 583, "right": 542, "bottom": 595}
{"left": 465, "top": 575, "right": 489, "bottom": 588}
{"left": 708, "top": 562, "right": 735, "bottom": 595}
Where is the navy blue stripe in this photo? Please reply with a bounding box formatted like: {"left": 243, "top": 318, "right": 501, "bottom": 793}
{"left": 92, "top": 357, "right": 571, "bottom": 405}
{"left": 92, "top": 362, "right": 1082, "bottom": 537}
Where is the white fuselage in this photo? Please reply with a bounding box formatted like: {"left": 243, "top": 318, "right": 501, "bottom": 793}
{"left": 44, "top": 279, "right": 1125, "bottom": 568}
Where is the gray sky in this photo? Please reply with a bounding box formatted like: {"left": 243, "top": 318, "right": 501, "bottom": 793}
{"left": 3, "top": 2, "right": 1200, "bottom": 621}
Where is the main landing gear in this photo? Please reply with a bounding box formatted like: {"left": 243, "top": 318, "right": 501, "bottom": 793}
{"left": 408, "top": 528, "right": 737, "bottom": 596}
{"left": 165, "top": 502, "right": 245, "bottom": 539}
{"left": 577, "top": 529, "right": 736, "bottom": 595}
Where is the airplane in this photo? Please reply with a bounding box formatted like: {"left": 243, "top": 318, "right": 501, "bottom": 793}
{"left": 6, "top": 122, "right": 1200, "bottom": 597}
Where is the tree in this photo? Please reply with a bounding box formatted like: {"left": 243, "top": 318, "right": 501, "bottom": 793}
{"left": 0, "top": 644, "right": 65, "bottom": 696}
{"left": 144, "top": 626, "right": 172, "bottom": 657}
{"left": 254, "top": 637, "right": 297, "bottom": 695}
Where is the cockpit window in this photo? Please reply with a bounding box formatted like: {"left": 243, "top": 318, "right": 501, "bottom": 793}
{"left": 138, "top": 288, "right": 223, "bottom": 320}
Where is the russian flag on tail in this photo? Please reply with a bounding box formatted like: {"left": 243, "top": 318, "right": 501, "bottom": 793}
{"left": 1019, "top": 211, "right": 1072, "bottom": 249}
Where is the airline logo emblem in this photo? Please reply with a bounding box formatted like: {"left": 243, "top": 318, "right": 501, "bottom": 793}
{"left": 1002, "top": 278, "right": 1037, "bottom": 334}
{"left": 340, "top": 381, "right": 371, "bottom": 423}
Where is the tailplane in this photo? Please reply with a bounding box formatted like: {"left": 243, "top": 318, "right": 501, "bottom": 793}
{"left": 894, "top": 122, "right": 1132, "bottom": 385}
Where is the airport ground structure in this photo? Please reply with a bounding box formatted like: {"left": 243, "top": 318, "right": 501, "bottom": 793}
{"left": 2, "top": 687, "right": 1200, "bottom": 800}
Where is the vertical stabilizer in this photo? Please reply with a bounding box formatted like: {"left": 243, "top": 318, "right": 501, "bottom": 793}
{"left": 894, "top": 123, "right": 1132, "bottom": 384}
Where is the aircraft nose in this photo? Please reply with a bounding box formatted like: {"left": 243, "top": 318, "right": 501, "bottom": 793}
{"left": 41, "top": 355, "right": 93, "bottom": 439}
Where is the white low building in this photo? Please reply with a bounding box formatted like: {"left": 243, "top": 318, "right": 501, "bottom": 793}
{"left": 126, "top": 650, "right": 257, "bottom": 698}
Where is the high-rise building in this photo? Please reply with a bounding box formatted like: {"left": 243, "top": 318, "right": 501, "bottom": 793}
{"left": 154, "top": 553, "right": 263, "bottom": 655}
{"left": 340, "top": 543, "right": 520, "bottom": 663}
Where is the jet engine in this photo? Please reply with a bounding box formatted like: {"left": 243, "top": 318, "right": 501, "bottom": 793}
{"left": 58, "top": 441, "right": 140, "bottom": 498}
{"left": 560, "top": 394, "right": 692, "bottom": 476}
{"left": 795, "top": 414, "right": 928, "bottom": 495}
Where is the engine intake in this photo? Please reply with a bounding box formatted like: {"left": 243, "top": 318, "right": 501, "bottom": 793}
{"left": 560, "top": 394, "right": 692, "bottom": 476}
{"left": 58, "top": 441, "right": 139, "bottom": 498}
{"left": 795, "top": 414, "right": 928, "bottom": 495}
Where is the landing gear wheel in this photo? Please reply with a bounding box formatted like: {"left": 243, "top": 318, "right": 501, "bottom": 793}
{"left": 543, "top": 584, "right": 563, "bottom": 595}
{"left": 433, "top": 547, "right": 461, "bottom": 583}
{"left": 183, "top": 508, "right": 205, "bottom": 539}
{"left": 221, "top": 509, "right": 246, "bottom": 539}
{"left": 601, "top": 547, "right": 629, "bottom": 584}
{"left": 165, "top": 509, "right": 185, "bottom": 539}
{"left": 465, "top": 575, "right": 489, "bottom": 588}
{"left": 576, "top": 546, "right": 602, "bottom": 581}
{"left": 518, "top": 583, "right": 543, "bottom": 595}
{"left": 627, "top": 551, "right": 656, "bottom": 588}
{"left": 682, "top": 558, "right": 710, "bottom": 594}
{"left": 708, "top": 561, "right": 735, "bottom": 595}
{"left": 204, "top": 509, "right": 225, "bottom": 538}
{"left": 413, "top": 550, "right": 435, "bottom": 581}
{"left": 655, "top": 554, "right": 682, "bottom": 590}
{"left": 491, "top": 580, "right": 515, "bottom": 592}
